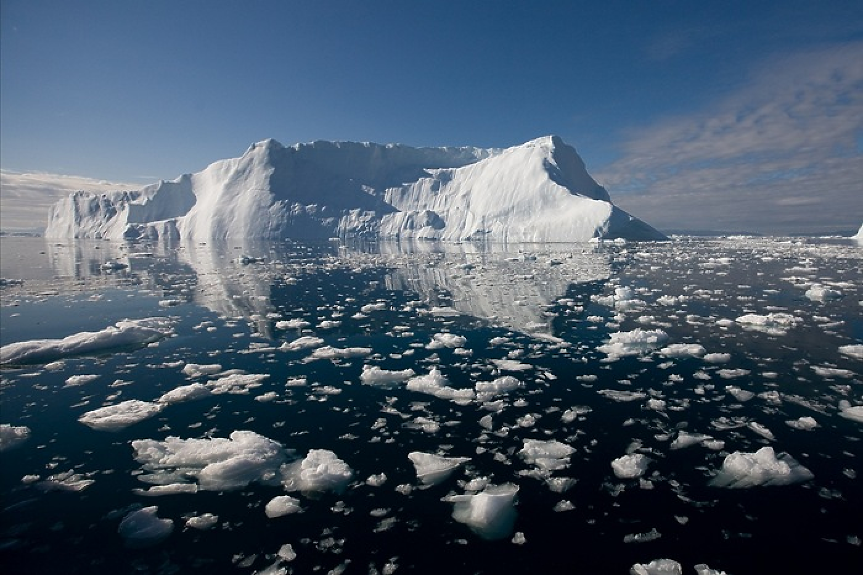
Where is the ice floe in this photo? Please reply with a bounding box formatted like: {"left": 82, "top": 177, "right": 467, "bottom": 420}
{"left": 280, "top": 449, "right": 353, "bottom": 493}
{"left": 598, "top": 329, "right": 669, "bottom": 360}
{"left": 265, "top": 495, "right": 302, "bottom": 518}
{"left": 118, "top": 506, "right": 174, "bottom": 548}
{"left": 408, "top": 452, "right": 470, "bottom": 486}
{"left": 735, "top": 312, "right": 802, "bottom": 335}
{"left": 79, "top": 400, "right": 164, "bottom": 431}
{"left": 611, "top": 453, "right": 652, "bottom": 479}
{"left": 0, "top": 317, "right": 174, "bottom": 365}
{"left": 443, "top": 483, "right": 519, "bottom": 540}
{"left": 710, "top": 446, "right": 814, "bottom": 488}
{"left": 132, "top": 431, "right": 287, "bottom": 491}
{"left": 0, "top": 424, "right": 31, "bottom": 451}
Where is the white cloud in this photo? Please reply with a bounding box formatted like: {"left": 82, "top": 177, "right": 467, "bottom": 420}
{"left": 0, "top": 170, "right": 138, "bottom": 232}
{"left": 599, "top": 41, "right": 863, "bottom": 234}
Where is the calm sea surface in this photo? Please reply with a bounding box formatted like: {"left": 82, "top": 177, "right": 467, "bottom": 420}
{"left": 1, "top": 236, "right": 861, "bottom": 574}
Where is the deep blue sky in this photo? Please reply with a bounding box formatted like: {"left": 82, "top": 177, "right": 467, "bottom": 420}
{"left": 2, "top": 0, "right": 861, "bottom": 233}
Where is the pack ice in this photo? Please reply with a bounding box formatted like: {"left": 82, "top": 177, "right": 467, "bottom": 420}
{"left": 45, "top": 136, "right": 665, "bottom": 242}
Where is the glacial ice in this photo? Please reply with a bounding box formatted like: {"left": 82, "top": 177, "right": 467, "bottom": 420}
{"left": 118, "top": 506, "right": 174, "bottom": 548}
{"left": 132, "top": 431, "right": 287, "bottom": 491}
{"left": 0, "top": 317, "right": 174, "bottom": 365}
{"left": 78, "top": 400, "right": 164, "bottom": 431}
{"left": 408, "top": 452, "right": 470, "bottom": 486}
{"left": 443, "top": 483, "right": 519, "bottom": 540}
{"left": 597, "top": 329, "right": 669, "bottom": 360}
{"left": 280, "top": 449, "right": 353, "bottom": 493}
{"left": 630, "top": 559, "right": 682, "bottom": 575}
{"left": 710, "top": 446, "right": 814, "bottom": 488}
{"left": 44, "top": 136, "right": 665, "bottom": 242}
{"left": 0, "top": 424, "right": 31, "bottom": 451}
{"left": 611, "top": 453, "right": 652, "bottom": 479}
{"left": 265, "top": 495, "right": 302, "bottom": 518}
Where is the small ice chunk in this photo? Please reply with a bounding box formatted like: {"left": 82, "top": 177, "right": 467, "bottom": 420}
{"left": 79, "top": 400, "right": 164, "bottom": 431}
{"left": 427, "top": 332, "right": 468, "bottom": 349}
{"left": 360, "top": 365, "right": 416, "bottom": 385}
{"left": 838, "top": 344, "right": 863, "bottom": 360}
{"left": 611, "top": 454, "right": 651, "bottom": 479}
{"left": 838, "top": 401, "right": 863, "bottom": 423}
{"left": 185, "top": 513, "right": 218, "bottom": 530}
{"left": 182, "top": 363, "right": 222, "bottom": 377}
{"left": 805, "top": 284, "right": 842, "bottom": 302}
{"left": 64, "top": 374, "right": 99, "bottom": 387}
{"left": 443, "top": 483, "right": 519, "bottom": 540}
{"left": 630, "top": 559, "right": 682, "bottom": 575}
{"left": 735, "top": 312, "right": 802, "bottom": 335}
{"left": 134, "top": 483, "right": 198, "bottom": 496}
{"left": 598, "top": 329, "right": 669, "bottom": 360}
{"left": 281, "top": 449, "right": 353, "bottom": 493}
{"left": 659, "top": 344, "right": 706, "bottom": 358}
{"left": 519, "top": 439, "right": 575, "bottom": 473}
{"left": 786, "top": 416, "right": 818, "bottom": 430}
{"left": 309, "top": 346, "right": 372, "bottom": 360}
{"left": 265, "top": 495, "right": 302, "bottom": 518}
{"left": 118, "top": 506, "right": 174, "bottom": 548}
{"left": 158, "top": 383, "right": 212, "bottom": 404}
{"left": 280, "top": 336, "right": 325, "bottom": 352}
{"left": 710, "top": 446, "right": 814, "bottom": 488}
{"left": 475, "top": 376, "right": 523, "bottom": 402}
{"left": 408, "top": 452, "right": 470, "bottom": 486}
{"left": 0, "top": 424, "right": 31, "bottom": 451}
{"left": 694, "top": 564, "right": 730, "bottom": 575}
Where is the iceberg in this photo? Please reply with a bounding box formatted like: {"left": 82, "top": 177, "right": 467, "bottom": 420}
{"left": 710, "top": 446, "right": 814, "bottom": 488}
{"left": 443, "top": 483, "right": 519, "bottom": 540}
{"left": 45, "top": 136, "right": 665, "bottom": 242}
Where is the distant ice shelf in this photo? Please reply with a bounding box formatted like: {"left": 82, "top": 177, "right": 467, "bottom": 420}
{"left": 45, "top": 136, "right": 666, "bottom": 242}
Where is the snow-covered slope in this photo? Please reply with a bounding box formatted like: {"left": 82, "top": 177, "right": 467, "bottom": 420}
{"left": 45, "top": 136, "right": 665, "bottom": 242}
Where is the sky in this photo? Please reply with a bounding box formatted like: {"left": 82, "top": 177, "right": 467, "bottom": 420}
{"left": 1, "top": 0, "right": 861, "bottom": 234}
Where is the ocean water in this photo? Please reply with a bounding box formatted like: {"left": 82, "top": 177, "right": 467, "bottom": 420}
{"left": 1, "top": 235, "right": 861, "bottom": 574}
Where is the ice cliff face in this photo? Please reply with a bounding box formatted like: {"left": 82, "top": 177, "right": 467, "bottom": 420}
{"left": 45, "top": 136, "right": 665, "bottom": 242}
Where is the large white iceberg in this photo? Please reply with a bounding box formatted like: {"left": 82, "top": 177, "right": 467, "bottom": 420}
{"left": 44, "top": 136, "right": 665, "bottom": 242}
{"left": 443, "top": 483, "right": 519, "bottom": 540}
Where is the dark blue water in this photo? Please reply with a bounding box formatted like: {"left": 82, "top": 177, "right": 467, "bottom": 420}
{"left": 1, "top": 236, "right": 861, "bottom": 574}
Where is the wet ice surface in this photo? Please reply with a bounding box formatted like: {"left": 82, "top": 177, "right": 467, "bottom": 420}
{"left": 1, "top": 235, "right": 862, "bottom": 574}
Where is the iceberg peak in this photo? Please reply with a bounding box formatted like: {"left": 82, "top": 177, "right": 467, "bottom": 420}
{"left": 45, "top": 136, "right": 665, "bottom": 242}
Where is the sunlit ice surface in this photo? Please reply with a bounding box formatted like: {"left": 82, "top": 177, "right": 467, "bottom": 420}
{"left": 1, "top": 235, "right": 861, "bottom": 574}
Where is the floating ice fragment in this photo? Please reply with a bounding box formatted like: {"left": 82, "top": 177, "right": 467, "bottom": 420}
{"left": 408, "top": 452, "right": 470, "bottom": 485}
{"left": 118, "top": 506, "right": 174, "bottom": 548}
{"left": 309, "top": 345, "right": 372, "bottom": 360}
{"left": 475, "top": 375, "right": 523, "bottom": 402}
{"left": 79, "top": 400, "right": 164, "bottom": 431}
{"left": 443, "top": 483, "right": 519, "bottom": 540}
{"left": 0, "top": 424, "right": 31, "bottom": 451}
{"left": 838, "top": 401, "right": 863, "bottom": 423}
{"left": 64, "top": 374, "right": 99, "bottom": 387}
{"left": 786, "top": 416, "right": 818, "bottom": 430}
{"left": 519, "top": 439, "right": 575, "bottom": 474}
{"left": 132, "top": 431, "right": 287, "bottom": 491}
{"left": 275, "top": 318, "right": 311, "bottom": 330}
{"left": 360, "top": 365, "right": 416, "bottom": 385}
{"left": 612, "top": 454, "right": 652, "bottom": 479}
{"left": 838, "top": 344, "right": 863, "bottom": 360}
{"left": 597, "top": 329, "right": 669, "bottom": 360}
{"left": 805, "top": 284, "right": 842, "bottom": 302}
{"left": 694, "top": 564, "right": 730, "bottom": 575}
{"left": 427, "top": 332, "right": 467, "bottom": 349}
{"left": 280, "top": 449, "right": 353, "bottom": 493}
{"left": 659, "top": 343, "right": 706, "bottom": 358}
{"left": 406, "top": 368, "right": 475, "bottom": 403}
{"left": 735, "top": 312, "right": 802, "bottom": 335}
{"left": 158, "top": 383, "right": 212, "bottom": 404}
{"left": 36, "top": 469, "right": 95, "bottom": 492}
{"left": 630, "top": 559, "right": 682, "bottom": 575}
{"left": 185, "top": 513, "right": 218, "bottom": 530}
{"left": 710, "top": 446, "right": 814, "bottom": 488}
{"left": 133, "top": 483, "right": 198, "bottom": 496}
{"left": 182, "top": 363, "right": 222, "bottom": 377}
{"left": 280, "top": 336, "right": 325, "bottom": 351}
{"left": 0, "top": 317, "right": 174, "bottom": 365}
{"left": 703, "top": 353, "right": 731, "bottom": 364}
{"left": 624, "top": 528, "right": 662, "bottom": 543}
{"left": 265, "top": 495, "right": 302, "bottom": 518}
